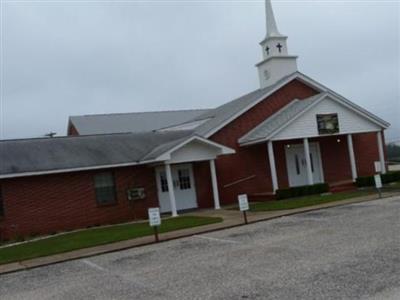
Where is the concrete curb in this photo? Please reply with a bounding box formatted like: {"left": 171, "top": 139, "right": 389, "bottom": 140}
{"left": 1, "top": 192, "right": 399, "bottom": 276}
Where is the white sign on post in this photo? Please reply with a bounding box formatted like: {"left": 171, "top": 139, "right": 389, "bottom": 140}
{"left": 374, "top": 161, "right": 382, "bottom": 173}
{"left": 148, "top": 208, "right": 161, "bottom": 227}
{"left": 374, "top": 174, "right": 382, "bottom": 189}
{"left": 238, "top": 194, "right": 249, "bottom": 211}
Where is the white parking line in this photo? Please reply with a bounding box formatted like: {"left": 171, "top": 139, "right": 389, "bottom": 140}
{"left": 81, "top": 259, "right": 106, "bottom": 272}
{"left": 193, "top": 235, "right": 240, "bottom": 244}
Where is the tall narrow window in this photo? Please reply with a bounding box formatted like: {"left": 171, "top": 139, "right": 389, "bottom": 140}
{"left": 310, "top": 153, "right": 315, "bottom": 173}
{"left": 160, "top": 171, "right": 169, "bottom": 192}
{"left": 295, "top": 155, "right": 300, "bottom": 175}
{"left": 94, "top": 172, "right": 116, "bottom": 205}
{"left": 0, "top": 186, "right": 4, "bottom": 216}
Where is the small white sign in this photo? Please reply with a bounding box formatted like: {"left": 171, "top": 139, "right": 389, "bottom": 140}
{"left": 374, "top": 174, "right": 382, "bottom": 189}
{"left": 148, "top": 208, "right": 161, "bottom": 227}
{"left": 374, "top": 161, "right": 382, "bottom": 173}
{"left": 238, "top": 194, "right": 249, "bottom": 211}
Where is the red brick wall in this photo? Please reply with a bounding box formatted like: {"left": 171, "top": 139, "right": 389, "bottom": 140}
{"left": 0, "top": 165, "right": 159, "bottom": 240}
{"left": 193, "top": 161, "right": 214, "bottom": 208}
{"left": 316, "top": 135, "right": 352, "bottom": 183}
{"left": 353, "top": 132, "right": 381, "bottom": 177}
{"left": 210, "top": 79, "right": 319, "bottom": 203}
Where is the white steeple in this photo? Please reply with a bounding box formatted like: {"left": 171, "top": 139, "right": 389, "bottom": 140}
{"left": 256, "top": 0, "right": 298, "bottom": 88}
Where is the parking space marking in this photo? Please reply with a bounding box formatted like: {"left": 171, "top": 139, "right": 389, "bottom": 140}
{"left": 193, "top": 235, "right": 240, "bottom": 244}
{"left": 81, "top": 259, "right": 106, "bottom": 272}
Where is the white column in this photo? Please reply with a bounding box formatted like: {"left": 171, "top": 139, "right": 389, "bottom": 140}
{"left": 377, "top": 131, "right": 387, "bottom": 174}
{"left": 347, "top": 134, "right": 358, "bottom": 181}
{"left": 267, "top": 141, "right": 279, "bottom": 193}
{"left": 165, "top": 163, "right": 178, "bottom": 217}
{"left": 209, "top": 159, "right": 221, "bottom": 210}
{"left": 303, "top": 138, "right": 314, "bottom": 185}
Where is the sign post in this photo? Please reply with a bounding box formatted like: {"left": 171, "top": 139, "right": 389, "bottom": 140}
{"left": 148, "top": 208, "right": 161, "bottom": 242}
{"left": 374, "top": 174, "right": 382, "bottom": 198}
{"left": 238, "top": 194, "right": 249, "bottom": 224}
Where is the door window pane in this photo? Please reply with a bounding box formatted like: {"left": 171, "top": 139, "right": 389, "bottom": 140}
{"left": 160, "top": 171, "right": 169, "bottom": 192}
{"left": 178, "top": 169, "right": 191, "bottom": 190}
{"left": 295, "top": 154, "right": 300, "bottom": 175}
{"left": 310, "top": 153, "right": 315, "bottom": 173}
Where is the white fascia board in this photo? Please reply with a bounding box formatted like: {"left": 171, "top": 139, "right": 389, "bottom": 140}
{"left": 156, "top": 135, "right": 235, "bottom": 161}
{"left": 269, "top": 128, "right": 382, "bottom": 142}
{"left": 0, "top": 159, "right": 160, "bottom": 180}
{"left": 240, "top": 92, "right": 388, "bottom": 146}
{"left": 238, "top": 99, "right": 302, "bottom": 144}
{"left": 240, "top": 94, "right": 326, "bottom": 146}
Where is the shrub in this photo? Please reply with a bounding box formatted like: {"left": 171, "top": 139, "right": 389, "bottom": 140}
{"left": 276, "top": 183, "right": 329, "bottom": 200}
{"left": 356, "top": 171, "right": 400, "bottom": 187}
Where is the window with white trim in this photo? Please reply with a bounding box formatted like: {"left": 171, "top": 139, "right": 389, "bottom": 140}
{"left": 94, "top": 172, "right": 116, "bottom": 205}
{"left": 317, "top": 113, "right": 339, "bottom": 134}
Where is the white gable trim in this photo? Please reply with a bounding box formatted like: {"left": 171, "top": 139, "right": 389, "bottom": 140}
{"left": 156, "top": 135, "right": 235, "bottom": 161}
{"left": 204, "top": 72, "right": 389, "bottom": 139}
{"left": 240, "top": 92, "right": 386, "bottom": 146}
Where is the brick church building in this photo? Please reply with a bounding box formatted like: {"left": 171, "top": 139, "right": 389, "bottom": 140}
{"left": 0, "top": 0, "right": 389, "bottom": 239}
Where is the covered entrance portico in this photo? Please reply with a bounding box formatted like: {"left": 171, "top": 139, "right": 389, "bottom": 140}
{"left": 154, "top": 136, "right": 235, "bottom": 216}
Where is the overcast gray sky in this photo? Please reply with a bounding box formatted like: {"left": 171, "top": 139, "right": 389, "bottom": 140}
{"left": 2, "top": 0, "right": 399, "bottom": 142}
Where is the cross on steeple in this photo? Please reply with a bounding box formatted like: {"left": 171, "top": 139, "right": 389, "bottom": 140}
{"left": 265, "top": 46, "right": 270, "bottom": 55}
{"left": 276, "top": 43, "right": 283, "bottom": 53}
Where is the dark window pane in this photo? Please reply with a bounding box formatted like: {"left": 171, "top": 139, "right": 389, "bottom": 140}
{"left": 178, "top": 169, "right": 191, "bottom": 190}
{"left": 0, "top": 186, "right": 4, "bottom": 216}
{"left": 295, "top": 155, "right": 300, "bottom": 175}
{"left": 94, "top": 173, "right": 116, "bottom": 205}
{"left": 160, "top": 172, "right": 169, "bottom": 192}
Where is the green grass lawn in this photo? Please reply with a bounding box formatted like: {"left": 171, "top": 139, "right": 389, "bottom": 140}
{"left": 0, "top": 216, "right": 222, "bottom": 265}
{"left": 248, "top": 190, "right": 374, "bottom": 212}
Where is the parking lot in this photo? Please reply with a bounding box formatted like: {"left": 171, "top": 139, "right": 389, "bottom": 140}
{"left": 0, "top": 196, "right": 399, "bottom": 300}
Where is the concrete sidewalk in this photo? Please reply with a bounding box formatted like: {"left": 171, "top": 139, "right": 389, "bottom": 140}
{"left": 1, "top": 191, "right": 399, "bottom": 275}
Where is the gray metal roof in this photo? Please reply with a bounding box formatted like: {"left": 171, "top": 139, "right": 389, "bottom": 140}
{"left": 192, "top": 72, "right": 298, "bottom": 137}
{"left": 239, "top": 94, "right": 324, "bottom": 145}
{"left": 0, "top": 131, "right": 193, "bottom": 177}
{"left": 69, "top": 109, "right": 210, "bottom": 135}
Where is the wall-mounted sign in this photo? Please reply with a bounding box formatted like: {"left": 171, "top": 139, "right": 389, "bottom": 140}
{"left": 317, "top": 113, "right": 339, "bottom": 135}
{"left": 148, "top": 208, "right": 161, "bottom": 227}
{"left": 127, "top": 188, "right": 146, "bottom": 201}
{"left": 238, "top": 194, "right": 249, "bottom": 212}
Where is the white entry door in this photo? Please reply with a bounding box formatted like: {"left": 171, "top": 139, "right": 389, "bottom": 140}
{"left": 155, "top": 164, "right": 198, "bottom": 213}
{"left": 285, "top": 143, "right": 323, "bottom": 187}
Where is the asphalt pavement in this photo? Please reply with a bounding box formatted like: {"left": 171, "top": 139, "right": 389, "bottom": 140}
{"left": 0, "top": 196, "right": 399, "bottom": 300}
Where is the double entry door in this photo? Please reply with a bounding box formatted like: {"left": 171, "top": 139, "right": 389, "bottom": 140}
{"left": 155, "top": 163, "right": 198, "bottom": 213}
{"left": 285, "top": 143, "right": 323, "bottom": 187}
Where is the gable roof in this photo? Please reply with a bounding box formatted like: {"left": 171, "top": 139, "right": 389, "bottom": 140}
{"left": 69, "top": 109, "right": 210, "bottom": 135}
{"left": 239, "top": 93, "right": 324, "bottom": 145}
{"left": 239, "top": 91, "right": 389, "bottom": 146}
{"left": 67, "top": 71, "right": 389, "bottom": 141}
{"left": 0, "top": 131, "right": 193, "bottom": 179}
